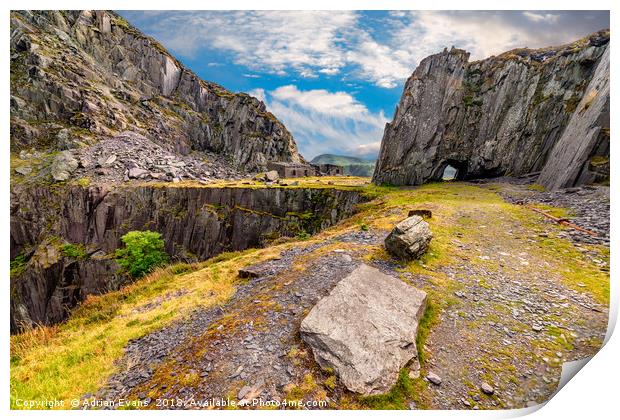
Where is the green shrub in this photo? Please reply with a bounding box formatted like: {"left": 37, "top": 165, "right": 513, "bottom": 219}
{"left": 115, "top": 231, "right": 169, "bottom": 278}
{"left": 10, "top": 253, "right": 27, "bottom": 277}
{"left": 296, "top": 230, "right": 311, "bottom": 240}
{"left": 61, "top": 243, "right": 88, "bottom": 259}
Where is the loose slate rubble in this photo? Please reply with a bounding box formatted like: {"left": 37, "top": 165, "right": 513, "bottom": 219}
{"left": 300, "top": 264, "right": 427, "bottom": 395}
{"left": 72, "top": 131, "right": 244, "bottom": 184}
{"left": 384, "top": 215, "right": 433, "bottom": 260}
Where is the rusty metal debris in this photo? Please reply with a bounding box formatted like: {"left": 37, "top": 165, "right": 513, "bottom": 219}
{"left": 524, "top": 204, "right": 599, "bottom": 237}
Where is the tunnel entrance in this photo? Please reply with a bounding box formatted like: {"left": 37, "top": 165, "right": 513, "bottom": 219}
{"left": 439, "top": 160, "right": 468, "bottom": 181}
{"left": 442, "top": 165, "right": 457, "bottom": 181}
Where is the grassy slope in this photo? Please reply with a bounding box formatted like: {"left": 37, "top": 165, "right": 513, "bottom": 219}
{"left": 10, "top": 181, "right": 609, "bottom": 409}
{"left": 310, "top": 154, "right": 375, "bottom": 166}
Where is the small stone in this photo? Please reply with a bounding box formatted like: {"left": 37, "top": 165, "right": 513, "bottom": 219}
{"left": 480, "top": 382, "right": 494, "bottom": 395}
{"left": 408, "top": 209, "right": 432, "bottom": 219}
{"left": 15, "top": 165, "right": 33, "bottom": 175}
{"left": 50, "top": 151, "right": 78, "bottom": 181}
{"left": 426, "top": 371, "right": 442, "bottom": 385}
{"left": 408, "top": 359, "right": 421, "bottom": 379}
{"left": 264, "top": 170, "right": 279, "bottom": 182}
{"left": 532, "top": 324, "right": 544, "bottom": 332}
{"left": 128, "top": 167, "right": 149, "bottom": 179}
{"left": 99, "top": 154, "right": 117, "bottom": 166}
{"left": 237, "top": 385, "right": 252, "bottom": 400}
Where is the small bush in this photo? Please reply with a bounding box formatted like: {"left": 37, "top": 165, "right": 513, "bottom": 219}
{"left": 61, "top": 243, "right": 88, "bottom": 259}
{"left": 296, "top": 230, "right": 311, "bottom": 240}
{"left": 115, "top": 231, "right": 169, "bottom": 278}
{"left": 10, "top": 254, "right": 28, "bottom": 277}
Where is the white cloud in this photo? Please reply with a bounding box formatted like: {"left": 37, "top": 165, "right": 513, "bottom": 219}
{"left": 523, "top": 11, "right": 559, "bottom": 23}
{"left": 298, "top": 69, "right": 318, "bottom": 79}
{"left": 353, "top": 141, "right": 382, "bottom": 156}
{"left": 248, "top": 88, "right": 266, "bottom": 103}
{"left": 257, "top": 85, "right": 387, "bottom": 159}
{"left": 346, "top": 40, "right": 412, "bottom": 89}
{"left": 144, "top": 10, "right": 356, "bottom": 78}
{"left": 270, "top": 85, "right": 382, "bottom": 122}
{"left": 318, "top": 68, "right": 339, "bottom": 75}
{"left": 124, "top": 10, "right": 609, "bottom": 89}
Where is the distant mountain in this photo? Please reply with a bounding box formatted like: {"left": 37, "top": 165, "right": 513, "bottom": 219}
{"left": 311, "top": 154, "right": 376, "bottom": 177}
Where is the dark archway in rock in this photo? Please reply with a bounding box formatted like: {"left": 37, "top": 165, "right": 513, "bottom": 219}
{"left": 442, "top": 165, "right": 457, "bottom": 180}
{"left": 436, "top": 159, "right": 468, "bottom": 181}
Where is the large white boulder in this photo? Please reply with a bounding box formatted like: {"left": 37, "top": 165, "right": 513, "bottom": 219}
{"left": 300, "top": 264, "right": 427, "bottom": 395}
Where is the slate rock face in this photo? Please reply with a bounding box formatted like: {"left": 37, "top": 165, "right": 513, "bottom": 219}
{"left": 300, "top": 264, "right": 427, "bottom": 395}
{"left": 373, "top": 30, "right": 610, "bottom": 189}
{"left": 384, "top": 215, "right": 432, "bottom": 260}
{"left": 10, "top": 10, "right": 301, "bottom": 171}
{"left": 538, "top": 45, "right": 610, "bottom": 189}
{"left": 10, "top": 184, "right": 365, "bottom": 332}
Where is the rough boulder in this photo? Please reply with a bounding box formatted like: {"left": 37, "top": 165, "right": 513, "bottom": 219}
{"left": 384, "top": 215, "right": 432, "bottom": 260}
{"left": 300, "top": 264, "right": 427, "bottom": 395}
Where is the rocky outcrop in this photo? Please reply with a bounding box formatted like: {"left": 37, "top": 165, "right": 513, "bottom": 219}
{"left": 538, "top": 46, "right": 610, "bottom": 189}
{"left": 373, "top": 30, "right": 610, "bottom": 189}
{"left": 10, "top": 184, "right": 364, "bottom": 331}
{"left": 10, "top": 10, "right": 301, "bottom": 171}
{"left": 300, "top": 264, "right": 427, "bottom": 395}
{"left": 384, "top": 215, "right": 432, "bottom": 260}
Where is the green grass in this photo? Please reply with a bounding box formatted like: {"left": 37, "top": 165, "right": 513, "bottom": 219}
{"left": 527, "top": 184, "right": 546, "bottom": 192}
{"left": 61, "top": 244, "right": 88, "bottom": 260}
{"left": 416, "top": 301, "right": 439, "bottom": 364}
{"left": 10, "top": 254, "right": 28, "bottom": 277}
{"left": 360, "top": 369, "right": 427, "bottom": 410}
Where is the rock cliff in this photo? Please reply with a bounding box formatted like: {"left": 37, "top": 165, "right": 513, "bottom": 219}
{"left": 373, "top": 30, "right": 610, "bottom": 189}
{"left": 10, "top": 184, "right": 364, "bottom": 331}
{"left": 10, "top": 10, "right": 301, "bottom": 171}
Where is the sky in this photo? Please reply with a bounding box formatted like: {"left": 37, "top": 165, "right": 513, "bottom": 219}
{"left": 119, "top": 10, "right": 609, "bottom": 161}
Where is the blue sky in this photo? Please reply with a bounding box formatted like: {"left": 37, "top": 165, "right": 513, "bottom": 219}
{"left": 119, "top": 10, "right": 609, "bottom": 161}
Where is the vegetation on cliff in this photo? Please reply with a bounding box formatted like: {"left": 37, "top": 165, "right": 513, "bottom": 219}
{"left": 115, "top": 231, "right": 169, "bottom": 278}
